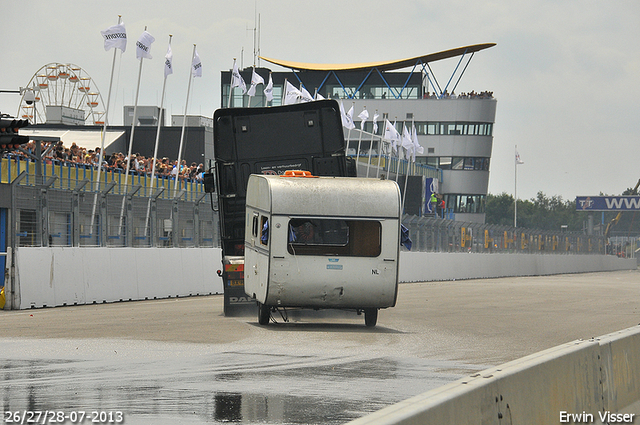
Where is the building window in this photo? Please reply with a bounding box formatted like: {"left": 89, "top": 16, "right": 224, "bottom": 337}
{"left": 451, "top": 158, "right": 464, "bottom": 170}
{"left": 439, "top": 157, "right": 452, "bottom": 170}
{"left": 427, "top": 157, "right": 490, "bottom": 170}
{"left": 413, "top": 121, "right": 493, "bottom": 136}
{"left": 444, "top": 194, "right": 486, "bottom": 214}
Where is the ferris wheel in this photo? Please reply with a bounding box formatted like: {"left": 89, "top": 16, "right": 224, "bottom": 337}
{"left": 18, "top": 63, "right": 106, "bottom": 125}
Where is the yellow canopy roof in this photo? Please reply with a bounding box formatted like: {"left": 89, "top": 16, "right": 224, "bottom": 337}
{"left": 259, "top": 43, "right": 496, "bottom": 72}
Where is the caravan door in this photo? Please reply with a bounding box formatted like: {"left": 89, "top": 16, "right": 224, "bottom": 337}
{"left": 244, "top": 208, "right": 270, "bottom": 303}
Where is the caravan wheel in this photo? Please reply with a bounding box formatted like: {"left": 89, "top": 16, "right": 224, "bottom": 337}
{"left": 258, "top": 302, "right": 270, "bottom": 325}
{"left": 364, "top": 309, "right": 378, "bottom": 327}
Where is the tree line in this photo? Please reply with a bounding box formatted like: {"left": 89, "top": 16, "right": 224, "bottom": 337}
{"left": 486, "top": 190, "right": 640, "bottom": 235}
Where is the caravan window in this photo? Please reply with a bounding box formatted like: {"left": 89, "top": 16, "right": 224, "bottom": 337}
{"left": 260, "top": 216, "right": 269, "bottom": 245}
{"left": 287, "top": 218, "right": 381, "bottom": 257}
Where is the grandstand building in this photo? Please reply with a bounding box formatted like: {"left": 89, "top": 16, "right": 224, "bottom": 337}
{"left": 220, "top": 43, "right": 497, "bottom": 223}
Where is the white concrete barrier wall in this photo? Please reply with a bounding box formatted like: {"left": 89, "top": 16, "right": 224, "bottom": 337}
{"left": 348, "top": 326, "right": 640, "bottom": 425}
{"left": 15, "top": 247, "right": 224, "bottom": 309}
{"left": 12, "top": 248, "right": 636, "bottom": 309}
{"left": 399, "top": 252, "right": 636, "bottom": 282}
{"left": 600, "top": 327, "right": 640, "bottom": 415}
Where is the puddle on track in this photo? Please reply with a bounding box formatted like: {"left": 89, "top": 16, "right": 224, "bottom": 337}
{"left": 0, "top": 338, "right": 485, "bottom": 424}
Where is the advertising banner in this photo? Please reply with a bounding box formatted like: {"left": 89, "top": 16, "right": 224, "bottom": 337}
{"left": 575, "top": 196, "right": 640, "bottom": 211}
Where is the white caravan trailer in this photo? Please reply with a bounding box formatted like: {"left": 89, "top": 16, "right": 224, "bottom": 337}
{"left": 244, "top": 172, "right": 402, "bottom": 327}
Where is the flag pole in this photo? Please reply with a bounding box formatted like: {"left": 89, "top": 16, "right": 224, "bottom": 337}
{"left": 366, "top": 110, "right": 377, "bottom": 178}
{"left": 401, "top": 120, "right": 416, "bottom": 215}
{"left": 228, "top": 58, "right": 236, "bottom": 108}
{"left": 395, "top": 147, "right": 402, "bottom": 182}
{"left": 345, "top": 101, "right": 354, "bottom": 155}
{"left": 145, "top": 34, "right": 172, "bottom": 238}
{"left": 119, "top": 26, "right": 148, "bottom": 236}
{"left": 411, "top": 117, "right": 417, "bottom": 176}
{"left": 377, "top": 136, "right": 385, "bottom": 179}
{"left": 281, "top": 78, "right": 287, "bottom": 105}
{"left": 264, "top": 71, "right": 273, "bottom": 107}
{"left": 401, "top": 151, "right": 409, "bottom": 214}
{"left": 175, "top": 44, "right": 197, "bottom": 192}
{"left": 394, "top": 119, "right": 402, "bottom": 182}
{"left": 90, "top": 14, "right": 121, "bottom": 237}
{"left": 248, "top": 66, "right": 256, "bottom": 108}
{"left": 381, "top": 125, "right": 391, "bottom": 180}
{"left": 514, "top": 144, "right": 518, "bottom": 228}
{"left": 247, "top": 66, "right": 253, "bottom": 108}
{"left": 355, "top": 106, "right": 366, "bottom": 176}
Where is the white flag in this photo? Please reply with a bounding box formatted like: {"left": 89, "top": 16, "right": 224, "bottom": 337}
{"left": 300, "top": 85, "right": 314, "bottom": 103}
{"left": 516, "top": 150, "right": 524, "bottom": 164}
{"left": 192, "top": 49, "right": 202, "bottom": 77}
{"left": 231, "top": 60, "right": 246, "bottom": 94}
{"left": 412, "top": 124, "right": 423, "bottom": 162}
{"left": 339, "top": 101, "right": 356, "bottom": 129}
{"left": 372, "top": 112, "right": 379, "bottom": 134}
{"left": 251, "top": 68, "right": 265, "bottom": 86}
{"left": 264, "top": 73, "right": 273, "bottom": 102}
{"left": 101, "top": 22, "right": 127, "bottom": 52}
{"left": 358, "top": 108, "right": 369, "bottom": 131}
{"left": 346, "top": 105, "right": 355, "bottom": 130}
{"left": 247, "top": 68, "right": 264, "bottom": 97}
{"left": 402, "top": 125, "right": 413, "bottom": 150}
{"left": 339, "top": 101, "right": 347, "bottom": 127}
{"left": 135, "top": 30, "right": 155, "bottom": 60}
{"left": 164, "top": 44, "right": 173, "bottom": 77}
{"left": 383, "top": 119, "right": 400, "bottom": 153}
{"left": 284, "top": 80, "right": 302, "bottom": 105}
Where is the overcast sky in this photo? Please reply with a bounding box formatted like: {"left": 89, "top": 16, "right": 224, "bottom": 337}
{"left": 2, "top": 0, "right": 639, "bottom": 201}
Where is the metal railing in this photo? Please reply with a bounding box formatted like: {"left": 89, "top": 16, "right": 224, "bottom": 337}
{"left": 11, "top": 173, "right": 218, "bottom": 249}
{"left": 1, "top": 155, "right": 206, "bottom": 202}
{"left": 402, "top": 215, "right": 611, "bottom": 256}
{"left": 4, "top": 154, "right": 621, "bottom": 257}
{"left": 348, "top": 154, "right": 442, "bottom": 180}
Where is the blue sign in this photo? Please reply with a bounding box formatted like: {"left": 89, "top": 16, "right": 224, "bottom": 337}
{"left": 575, "top": 196, "right": 640, "bottom": 211}
{"left": 425, "top": 178, "right": 439, "bottom": 214}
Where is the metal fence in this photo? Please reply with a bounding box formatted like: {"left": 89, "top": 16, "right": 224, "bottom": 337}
{"left": 1, "top": 155, "right": 207, "bottom": 202}
{"left": 402, "top": 215, "right": 610, "bottom": 255}
{"left": 607, "top": 236, "right": 639, "bottom": 259}
{"left": 4, "top": 158, "right": 620, "bottom": 257}
{"left": 11, "top": 174, "right": 218, "bottom": 249}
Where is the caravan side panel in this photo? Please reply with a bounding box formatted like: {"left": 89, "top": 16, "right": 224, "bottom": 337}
{"left": 265, "top": 214, "right": 400, "bottom": 309}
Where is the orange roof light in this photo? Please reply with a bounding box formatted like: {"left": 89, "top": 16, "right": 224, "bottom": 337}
{"left": 281, "top": 170, "right": 317, "bottom": 178}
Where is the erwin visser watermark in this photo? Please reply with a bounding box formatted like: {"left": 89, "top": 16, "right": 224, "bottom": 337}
{"left": 560, "top": 410, "right": 635, "bottom": 423}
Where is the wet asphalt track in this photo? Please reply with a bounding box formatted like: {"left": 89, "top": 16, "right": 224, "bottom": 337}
{"left": 1, "top": 270, "right": 638, "bottom": 424}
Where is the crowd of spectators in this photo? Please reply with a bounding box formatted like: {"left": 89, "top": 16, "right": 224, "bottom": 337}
{"left": 424, "top": 90, "right": 494, "bottom": 99}
{"left": 3, "top": 140, "right": 205, "bottom": 183}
